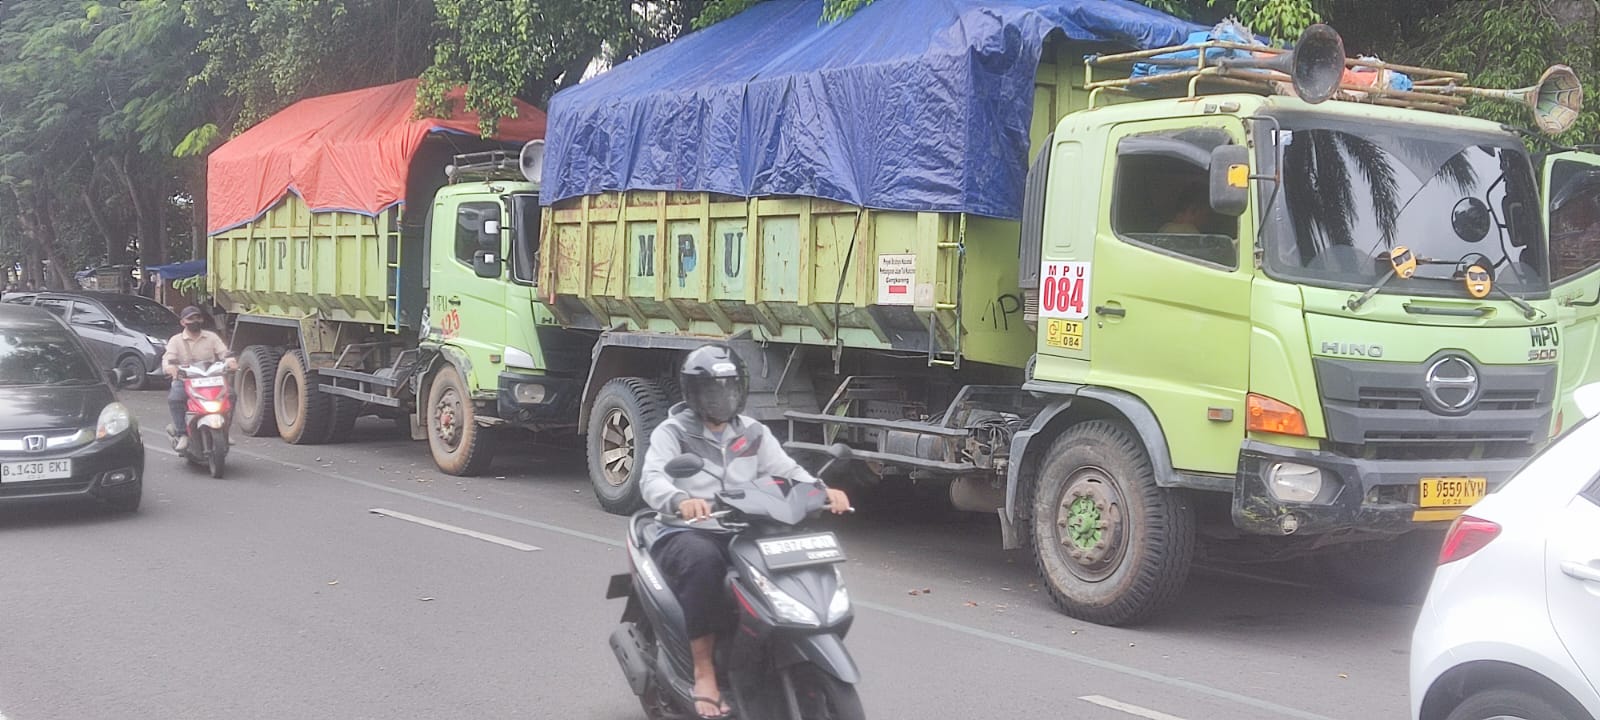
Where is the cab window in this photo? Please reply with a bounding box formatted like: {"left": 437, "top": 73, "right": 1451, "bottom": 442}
{"left": 454, "top": 202, "right": 502, "bottom": 266}
{"left": 510, "top": 194, "right": 540, "bottom": 284}
{"left": 1112, "top": 131, "right": 1239, "bottom": 269}
{"left": 1548, "top": 160, "right": 1600, "bottom": 283}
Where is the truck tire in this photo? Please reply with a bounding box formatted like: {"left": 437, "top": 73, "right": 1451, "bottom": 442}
{"left": 236, "top": 346, "right": 282, "bottom": 437}
{"left": 1315, "top": 531, "right": 1441, "bottom": 604}
{"left": 274, "top": 349, "right": 333, "bottom": 445}
{"left": 587, "top": 378, "right": 670, "bottom": 515}
{"left": 324, "top": 394, "right": 363, "bottom": 444}
{"left": 1030, "top": 420, "right": 1194, "bottom": 626}
{"left": 427, "top": 364, "right": 494, "bottom": 476}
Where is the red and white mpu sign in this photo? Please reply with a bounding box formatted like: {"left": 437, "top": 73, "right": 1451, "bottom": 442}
{"left": 1039, "top": 262, "right": 1090, "bottom": 319}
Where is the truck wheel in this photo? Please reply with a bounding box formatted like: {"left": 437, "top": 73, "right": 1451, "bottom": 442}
{"left": 1315, "top": 531, "right": 1441, "bottom": 604}
{"left": 236, "top": 346, "right": 283, "bottom": 437}
{"left": 427, "top": 364, "right": 494, "bottom": 476}
{"left": 587, "top": 378, "right": 669, "bottom": 515}
{"left": 324, "top": 394, "right": 363, "bottom": 443}
{"left": 1030, "top": 420, "right": 1194, "bottom": 626}
{"left": 274, "top": 350, "right": 332, "bottom": 445}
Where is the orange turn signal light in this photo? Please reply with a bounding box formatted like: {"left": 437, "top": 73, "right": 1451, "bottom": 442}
{"left": 1247, "top": 393, "right": 1308, "bottom": 437}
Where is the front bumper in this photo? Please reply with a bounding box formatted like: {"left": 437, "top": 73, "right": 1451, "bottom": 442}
{"left": 495, "top": 371, "right": 581, "bottom": 427}
{"left": 0, "top": 430, "right": 144, "bottom": 505}
{"left": 1231, "top": 439, "right": 1527, "bottom": 537}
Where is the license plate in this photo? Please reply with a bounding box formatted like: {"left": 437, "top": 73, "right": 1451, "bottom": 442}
{"left": 757, "top": 532, "right": 846, "bottom": 571}
{"left": 189, "top": 376, "right": 225, "bottom": 388}
{"left": 1, "top": 459, "right": 73, "bottom": 483}
{"left": 1418, "top": 476, "right": 1487, "bottom": 508}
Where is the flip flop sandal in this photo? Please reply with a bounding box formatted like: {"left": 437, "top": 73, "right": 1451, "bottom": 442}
{"left": 691, "top": 695, "right": 734, "bottom": 720}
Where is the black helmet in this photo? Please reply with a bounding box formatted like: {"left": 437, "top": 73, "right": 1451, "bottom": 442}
{"left": 680, "top": 345, "right": 748, "bottom": 425}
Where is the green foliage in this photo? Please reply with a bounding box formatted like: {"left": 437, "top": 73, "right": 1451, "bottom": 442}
{"left": 695, "top": 0, "right": 878, "bottom": 30}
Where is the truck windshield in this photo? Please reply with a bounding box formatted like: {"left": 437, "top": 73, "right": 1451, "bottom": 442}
{"left": 1260, "top": 116, "right": 1547, "bottom": 297}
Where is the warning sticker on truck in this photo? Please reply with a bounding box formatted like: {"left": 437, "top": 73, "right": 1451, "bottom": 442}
{"left": 877, "top": 254, "right": 916, "bottom": 306}
{"left": 1039, "top": 262, "right": 1090, "bottom": 319}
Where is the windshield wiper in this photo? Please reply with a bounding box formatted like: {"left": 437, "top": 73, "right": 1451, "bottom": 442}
{"left": 1346, "top": 267, "right": 1400, "bottom": 311}
{"left": 1346, "top": 251, "right": 1542, "bottom": 319}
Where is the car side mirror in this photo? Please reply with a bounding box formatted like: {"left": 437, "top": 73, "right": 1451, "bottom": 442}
{"left": 665, "top": 454, "right": 705, "bottom": 480}
{"left": 1209, "top": 145, "right": 1251, "bottom": 217}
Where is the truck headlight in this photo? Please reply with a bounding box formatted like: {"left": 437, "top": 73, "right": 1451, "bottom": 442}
{"left": 1267, "top": 462, "right": 1324, "bottom": 503}
{"left": 747, "top": 568, "right": 819, "bottom": 627}
{"left": 513, "top": 382, "right": 547, "bottom": 404}
{"left": 96, "top": 402, "right": 132, "bottom": 439}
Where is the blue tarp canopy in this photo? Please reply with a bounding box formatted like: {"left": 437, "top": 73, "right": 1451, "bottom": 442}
{"left": 542, "top": 0, "right": 1199, "bottom": 220}
{"left": 149, "top": 260, "right": 206, "bottom": 282}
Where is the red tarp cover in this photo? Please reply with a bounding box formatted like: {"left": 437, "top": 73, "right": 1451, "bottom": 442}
{"left": 207, "top": 78, "right": 546, "bottom": 234}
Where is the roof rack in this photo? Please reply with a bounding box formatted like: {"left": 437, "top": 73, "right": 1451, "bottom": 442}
{"left": 1083, "top": 38, "right": 1468, "bottom": 114}
{"left": 1081, "top": 24, "right": 1582, "bottom": 136}
{"left": 445, "top": 150, "right": 523, "bottom": 184}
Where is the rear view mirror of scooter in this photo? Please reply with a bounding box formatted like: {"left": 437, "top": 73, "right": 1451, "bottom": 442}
{"left": 663, "top": 453, "right": 705, "bottom": 479}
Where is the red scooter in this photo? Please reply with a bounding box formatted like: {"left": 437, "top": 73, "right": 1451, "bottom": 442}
{"left": 177, "top": 361, "right": 232, "bottom": 478}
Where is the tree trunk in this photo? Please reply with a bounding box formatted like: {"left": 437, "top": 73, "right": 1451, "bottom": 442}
{"left": 111, "top": 152, "right": 167, "bottom": 266}
{"left": 188, "top": 159, "right": 207, "bottom": 260}
{"left": 82, "top": 182, "right": 125, "bottom": 268}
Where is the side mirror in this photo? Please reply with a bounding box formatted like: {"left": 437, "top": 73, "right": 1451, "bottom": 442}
{"left": 478, "top": 219, "right": 501, "bottom": 250}
{"left": 664, "top": 454, "right": 705, "bottom": 480}
{"left": 1209, "top": 145, "right": 1251, "bottom": 217}
{"left": 472, "top": 249, "right": 502, "bottom": 279}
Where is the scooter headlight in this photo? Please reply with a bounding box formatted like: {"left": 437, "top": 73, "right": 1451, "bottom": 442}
{"left": 199, "top": 400, "right": 224, "bottom": 414}
{"left": 827, "top": 566, "right": 851, "bottom": 624}
{"left": 747, "top": 568, "right": 820, "bottom": 627}
{"left": 96, "top": 402, "right": 132, "bottom": 439}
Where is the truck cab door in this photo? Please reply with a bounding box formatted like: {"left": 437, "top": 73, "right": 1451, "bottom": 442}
{"left": 429, "top": 196, "right": 509, "bottom": 389}
{"left": 1544, "top": 151, "right": 1600, "bottom": 432}
{"left": 1082, "top": 120, "right": 1255, "bottom": 474}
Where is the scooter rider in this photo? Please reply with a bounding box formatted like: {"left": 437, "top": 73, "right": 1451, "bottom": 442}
{"left": 639, "top": 344, "right": 851, "bottom": 720}
{"left": 163, "top": 306, "right": 236, "bottom": 452}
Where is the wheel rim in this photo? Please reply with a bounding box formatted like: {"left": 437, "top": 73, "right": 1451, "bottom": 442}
{"left": 280, "top": 371, "right": 302, "bottom": 425}
{"left": 433, "top": 386, "right": 464, "bottom": 451}
{"left": 599, "top": 407, "right": 635, "bottom": 487}
{"left": 119, "top": 358, "right": 142, "bottom": 383}
{"left": 239, "top": 366, "right": 259, "bottom": 420}
{"left": 1052, "top": 465, "right": 1129, "bottom": 583}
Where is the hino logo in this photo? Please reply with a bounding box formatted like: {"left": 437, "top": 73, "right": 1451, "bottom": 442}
{"left": 1321, "top": 342, "right": 1385, "bottom": 359}
{"left": 1424, "top": 355, "right": 1480, "bottom": 413}
{"left": 22, "top": 434, "right": 45, "bottom": 452}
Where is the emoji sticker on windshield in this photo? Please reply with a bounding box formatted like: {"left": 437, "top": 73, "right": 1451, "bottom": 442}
{"left": 1464, "top": 265, "right": 1492, "bottom": 299}
{"left": 1389, "top": 246, "right": 1417, "bottom": 279}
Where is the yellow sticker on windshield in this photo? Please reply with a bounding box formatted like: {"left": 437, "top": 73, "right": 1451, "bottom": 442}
{"left": 1464, "top": 265, "right": 1492, "bottom": 299}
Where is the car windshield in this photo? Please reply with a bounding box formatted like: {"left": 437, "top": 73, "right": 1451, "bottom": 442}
{"left": 1260, "top": 116, "right": 1547, "bottom": 297}
{"left": 100, "top": 297, "right": 179, "bottom": 333}
{"left": 0, "top": 325, "right": 98, "bottom": 386}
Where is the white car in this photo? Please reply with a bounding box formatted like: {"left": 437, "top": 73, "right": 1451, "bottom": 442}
{"left": 1411, "top": 385, "right": 1600, "bottom": 720}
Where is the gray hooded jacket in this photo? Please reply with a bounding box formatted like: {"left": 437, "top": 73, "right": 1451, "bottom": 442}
{"left": 639, "top": 403, "right": 820, "bottom": 518}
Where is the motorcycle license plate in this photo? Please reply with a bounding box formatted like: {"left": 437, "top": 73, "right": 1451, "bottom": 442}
{"left": 188, "top": 376, "right": 225, "bottom": 388}
{"left": 1, "top": 459, "right": 72, "bottom": 483}
{"left": 757, "top": 532, "right": 846, "bottom": 570}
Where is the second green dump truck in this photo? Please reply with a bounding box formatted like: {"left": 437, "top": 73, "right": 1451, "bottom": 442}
{"left": 536, "top": 6, "right": 1600, "bottom": 625}
{"left": 205, "top": 80, "right": 592, "bottom": 475}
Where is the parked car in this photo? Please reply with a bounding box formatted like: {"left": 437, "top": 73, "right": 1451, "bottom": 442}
{"left": 1, "top": 290, "right": 180, "bottom": 389}
{"left": 0, "top": 303, "right": 144, "bottom": 512}
{"left": 1410, "top": 384, "right": 1600, "bottom": 720}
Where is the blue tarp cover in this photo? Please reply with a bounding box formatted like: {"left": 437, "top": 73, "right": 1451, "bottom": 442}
{"left": 542, "top": 0, "right": 1199, "bottom": 219}
{"left": 149, "top": 260, "right": 206, "bottom": 282}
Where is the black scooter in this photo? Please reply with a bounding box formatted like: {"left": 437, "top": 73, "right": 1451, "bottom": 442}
{"left": 606, "top": 436, "right": 864, "bottom": 720}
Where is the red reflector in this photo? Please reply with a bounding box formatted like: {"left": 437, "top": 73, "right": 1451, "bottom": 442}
{"left": 1438, "top": 515, "right": 1500, "bottom": 564}
{"left": 732, "top": 585, "right": 759, "bottom": 617}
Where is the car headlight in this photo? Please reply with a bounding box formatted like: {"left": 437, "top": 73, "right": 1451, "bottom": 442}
{"left": 147, "top": 335, "right": 166, "bottom": 347}
{"left": 96, "top": 402, "right": 133, "bottom": 439}
{"left": 827, "top": 566, "right": 851, "bottom": 624}
{"left": 747, "top": 568, "right": 820, "bottom": 626}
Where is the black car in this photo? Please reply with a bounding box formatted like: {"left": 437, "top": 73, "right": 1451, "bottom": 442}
{"left": 1, "top": 291, "right": 179, "bottom": 389}
{"left": 0, "top": 303, "right": 144, "bottom": 512}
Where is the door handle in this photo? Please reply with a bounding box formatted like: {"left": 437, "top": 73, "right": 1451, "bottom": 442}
{"left": 1095, "top": 305, "right": 1126, "bottom": 318}
{"left": 447, "top": 296, "right": 462, "bottom": 307}
{"left": 1561, "top": 560, "right": 1600, "bottom": 584}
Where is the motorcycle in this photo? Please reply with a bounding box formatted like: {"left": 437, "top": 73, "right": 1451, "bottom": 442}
{"left": 175, "top": 361, "right": 232, "bottom": 478}
{"left": 606, "top": 435, "right": 864, "bottom": 720}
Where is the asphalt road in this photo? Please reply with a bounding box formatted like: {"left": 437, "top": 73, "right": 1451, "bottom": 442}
{"left": 0, "top": 389, "right": 1418, "bottom": 720}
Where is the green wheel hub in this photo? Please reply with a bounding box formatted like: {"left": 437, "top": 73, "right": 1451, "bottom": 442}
{"left": 1053, "top": 466, "right": 1129, "bottom": 583}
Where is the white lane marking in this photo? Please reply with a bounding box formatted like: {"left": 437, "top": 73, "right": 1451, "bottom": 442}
{"left": 1080, "top": 695, "right": 1188, "bottom": 720}
{"left": 141, "top": 433, "right": 1334, "bottom": 720}
{"left": 369, "top": 508, "right": 541, "bottom": 552}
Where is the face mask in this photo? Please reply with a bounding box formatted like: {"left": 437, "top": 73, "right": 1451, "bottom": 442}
{"left": 183, "top": 321, "right": 202, "bottom": 332}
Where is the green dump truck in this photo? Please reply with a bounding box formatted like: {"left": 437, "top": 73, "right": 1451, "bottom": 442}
{"left": 206, "top": 84, "right": 591, "bottom": 476}
{"left": 537, "top": 18, "right": 1600, "bottom": 625}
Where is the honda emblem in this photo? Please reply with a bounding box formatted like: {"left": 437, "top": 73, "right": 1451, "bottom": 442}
{"left": 22, "top": 434, "right": 45, "bottom": 452}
